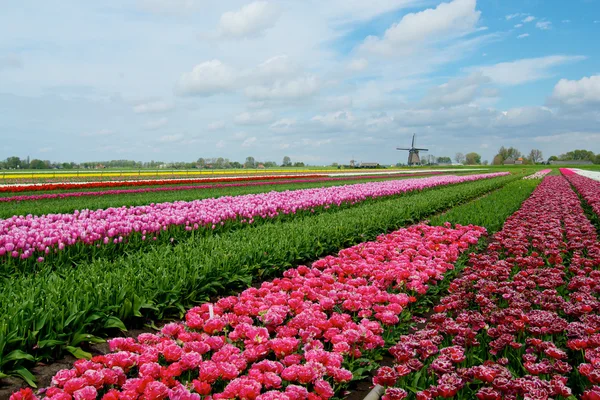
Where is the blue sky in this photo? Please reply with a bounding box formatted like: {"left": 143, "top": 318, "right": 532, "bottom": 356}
{"left": 1, "top": 0, "right": 599, "bottom": 165}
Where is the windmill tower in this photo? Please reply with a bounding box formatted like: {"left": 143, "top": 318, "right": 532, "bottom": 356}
{"left": 396, "top": 134, "right": 429, "bottom": 166}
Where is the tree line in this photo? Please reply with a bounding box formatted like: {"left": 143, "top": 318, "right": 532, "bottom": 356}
{"left": 0, "top": 156, "right": 306, "bottom": 170}
{"left": 491, "top": 147, "right": 600, "bottom": 165}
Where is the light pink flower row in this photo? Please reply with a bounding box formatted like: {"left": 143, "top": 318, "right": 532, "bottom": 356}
{"left": 10, "top": 223, "right": 486, "bottom": 400}
{"left": 0, "top": 173, "right": 507, "bottom": 261}
{"left": 523, "top": 169, "right": 551, "bottom": 180}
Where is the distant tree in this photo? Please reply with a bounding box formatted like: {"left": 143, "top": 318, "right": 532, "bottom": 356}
{"left": 492, "top": 155, "right": 504, "bottom": 165}
{"left": 454, "top": 152, "right": 466, "bottom": 164}
{"left": 263, "top": 161, "right": 277, "bottom": 168}
{"left": 437, "top": 156, "right": 452, "bottom": 164}
{"left": 244, "top": 156, "right": 256, "bottom": 168}
{"left": 6, "top": 156, "right": 21, "bottom": 169}
{"left": 293, "top": 162, "right": 305, "bottom": 167}
{"left": 497, "top": 146, "right": 521, "bottom": 161}
{"left": 230, "top": 161, "right": 242, "bottom": 169}
{"left": 482, "top": 160, "right": 489, "bottom": 166}
{"left": 559, "top": 149, "right": 595, "bottom": 162}
{"left": 528, "top": 149, "right": 544, "bottom": 164}
{"left": 595, "top": 154, "right": 600, "bottom": 165}
{"left": 282, "top": 156, "right": 292, "bottom": 167}
{"left": 197, "top": 158, "right": 206, "bottom": 168}
{"left": 548, "top": 156, "right": 559, "bottom": 163}
{"left": 465, "top": 152, "right": 481, "bottom": 165}
{"left": 29, "top": 159, "right": 46, "bottom": 169}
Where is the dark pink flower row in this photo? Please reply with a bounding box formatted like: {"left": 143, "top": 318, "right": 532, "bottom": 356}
{"left": 373, "top": 175, "right": 600, "bottom": 400}
{"left": 561, "top": 168, "right": 600, "bottom": 218}
{"left": 10, "top": 223, "right": 486, "bottom": 400}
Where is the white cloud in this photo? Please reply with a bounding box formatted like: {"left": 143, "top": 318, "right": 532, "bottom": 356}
{"left": 422, "top": 72, "right": 492, "bottom": 106}
{"left": 505, "top": 13, "right": 521, "bottom": 20}
{"left": 514, "top": 23, "right": 523, "bottom": 28}
{"left": 562, "top": 20, "right": 571, "bottom": 23}
{"left": 207, "top": 121, "right": 226, "bottom": 130}
{"left": 245, "top": 75, "right": 319, "bottom": 100}
{"left": 219, "top": 1, "right": 280, "bottom": 38}
{"left": 469, "top": 55, "right": 586, "bottom": 85}
{"left": 517, "top": 33, "right": 530, "bottom": 39}
{"left": 536, "top": 21, "right": 552, "bottom": 30}
{"left": 323, "top": 95, "right": 353, "bottom": 110}
{"left": 348, "top": 58, "right": 369, "bottom": 72}
{"left": 158, "top": 134, "right": 184, "bottom": 143}
{"left": 241, "top": 136, "right": 257, "bottom": 147}
{"left": 81, "top": 129, "right": 115, "bottom": 138}
{"left": 360, "top": 0, "right": 481, "bottom": 56}
{"left": 551, "top": 75, "right": 600, "bottom": 106}
{"left": 133, "top": 100, "right": 174, "bottom": 114}
{"left": 216, "top": 140, "right": 226, "bottom": 148}
{"left": 144, "top": 117, "right": 168, "bottom": 130}
{"left": 234, "top": 110, "right": 275, "bottom": 125}
{"left": 270, "top": 118, "right": 297, "bottom": 130}
{"left": 38, "top": 147, "right": 53, "bottom": 153}
{"left": 312, "top": 111, "right": 357, "bottom": 129}
{"left": 176, "top": 60, "right": 237, "bottom": 96}
{"left": 137, "top": 0, "right": 200, "bottom": 14}
{"left": 523, "top": 16, "right": 536, "bottom": 23}
{"left": 0, "top": 54, "right": 23, "bottom": 70}
{"left": 253, "top": 55, "right": 299, "bottom": 80}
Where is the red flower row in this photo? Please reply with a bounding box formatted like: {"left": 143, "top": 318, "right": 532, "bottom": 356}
{"left": 0, "top": 173, "right": 446, "bottom": 194}
{"left": 374, "top": 175, "right": 600, "bottom": 399}
{"left": 10, "top": 223, "right": 486, "bottom": 400}
{"left": 0, "top": 175, "right": 327, "bottom": 193}
{"left": 0, "top": 173, "right": 443, "bottom": 203}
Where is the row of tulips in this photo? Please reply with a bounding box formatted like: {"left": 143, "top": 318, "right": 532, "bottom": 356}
{"left": 0, "top": 173, "right": 444, "bottom": 204}
{"left": 9, "top": 223, "right": 487, "bottom": 400}
{"left": 373, "top": 175, "right": 600, "bottom": 399}
{"left": 569, "top": 169, "right": 600, "bottom": 183}
{"left": 523, "top": 169, "right": 552, "bottom": 180}
{"left": 561, "top": 168, "right": 600, "bottom": 218}
{"left": 0, "top": 172, "right": 508, "bottom": 262}
{"left": 0, "top": 175, "right": 329, "bottom": 193}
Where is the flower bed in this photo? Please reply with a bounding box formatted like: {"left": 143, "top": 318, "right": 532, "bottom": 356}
{"left": 0, "top": 174, "right": 444, "bottom": 203}
{"left": 561, "top": 168, "right": 600, "bottom": 219}
{"left": 373, "top": 175, "right": 600, "bottom": 399}
{"left": 10, "top": 223, "right": 486, "bottom": 399}
{"left": 0, "top": 175, "right": 329, "bottom": 193}
{"left": 523, "top": 169, "right": 551, "bottom": 180}
{"left": 0, "top": 173, "right": 508, "bottom": 262}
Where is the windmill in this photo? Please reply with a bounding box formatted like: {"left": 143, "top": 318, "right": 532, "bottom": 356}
{"left": 397, "top": 134, "right": 429, "bottom": 166}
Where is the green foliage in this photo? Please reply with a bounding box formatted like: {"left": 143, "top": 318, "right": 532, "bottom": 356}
{"left": 0, "top": 174, "right": 520, "bottom": 379}
{"left": 429, "top": 179, "right": 540, "bottom": 232}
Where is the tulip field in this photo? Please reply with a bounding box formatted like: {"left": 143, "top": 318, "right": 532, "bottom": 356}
{"left": 3, "top": 168, "right": 600, "bottom": 400}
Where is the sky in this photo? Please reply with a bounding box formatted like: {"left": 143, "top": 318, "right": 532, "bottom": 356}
{"left": 1, "top": 0, "right": 599, "bottom": 165}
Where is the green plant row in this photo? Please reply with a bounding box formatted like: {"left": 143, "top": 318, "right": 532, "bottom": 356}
{"left": 0, "top": 174, "right": 520, "bottom": 383}
{"left": 429, "top": 178, "right": 541, "bottom": 232}
{"left": 0, "top": 174, "right": 454, "bottom": 219}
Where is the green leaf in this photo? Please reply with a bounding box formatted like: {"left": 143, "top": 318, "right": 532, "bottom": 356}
{"left": 37, "top": 339, "right": 65, "bottom": 349}
{"left": 3, "top": 350, "right": 35, "bottom": 363}
{"left": 71, "top": 333, "right": 105, "bottom": 347}
{"left": 104, "top": 316, "right": 127, "bottom": 332}
{"left": 13, "top": 367, "right": 37, "bottom": 388}
{"left": 65, "top": 346, "right": 92, "bottom": 360}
